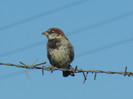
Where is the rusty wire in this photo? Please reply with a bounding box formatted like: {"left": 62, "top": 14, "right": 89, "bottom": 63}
{"left": 0, "top": 61, "right": 133, "bottom": 83}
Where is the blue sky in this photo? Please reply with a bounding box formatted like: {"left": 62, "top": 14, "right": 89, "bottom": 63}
{"left": 0, "top": 0, "right": 133, "bottom": 99}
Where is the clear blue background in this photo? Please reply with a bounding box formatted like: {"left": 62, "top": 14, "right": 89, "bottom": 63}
{"left": 0, "top": 0, "right": 133, "bottom": 99}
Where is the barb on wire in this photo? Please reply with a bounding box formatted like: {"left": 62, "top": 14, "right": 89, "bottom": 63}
{"left": 124, "top": 67, "right": 128, "bottom": 76}
{"left": 83, "top": 72, "right": 88, "bottom": 84}
{"left": 42, "top": 66, "right": 45, "bottom": 75}
{"left": 25, "top": 68, "right": 30, "bottom": 79}
{"left": 94, "top": 73, "right": 97, "bottom": 80}
{"left": 0, "top": 61, "right": 133, "bottom": 83}
{"left": 20, "top": 61, "right": 30, "bottom": 79}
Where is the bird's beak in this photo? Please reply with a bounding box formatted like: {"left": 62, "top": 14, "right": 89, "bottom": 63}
{"left": 42, "top": 32, "right": 49, "bottom": 36}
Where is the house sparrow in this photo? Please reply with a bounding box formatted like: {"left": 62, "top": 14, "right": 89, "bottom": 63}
{"left": 42, "top": 28, "right": 74, "bottom": 77}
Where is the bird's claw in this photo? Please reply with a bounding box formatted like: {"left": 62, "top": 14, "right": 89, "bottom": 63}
{"left": 50, "top": 65, "right": 55, "bottom": 73}
{"left": 71, "top": 66, "right": 75, "bottom": 73}
{"left": 70, "top": 66, "right": 75, "bottom": 76}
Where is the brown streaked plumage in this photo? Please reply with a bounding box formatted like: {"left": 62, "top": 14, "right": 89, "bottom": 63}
{"left": 42, "top": 28, "right": 74, "bottom": 77}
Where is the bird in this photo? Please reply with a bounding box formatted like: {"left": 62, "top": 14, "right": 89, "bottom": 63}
{"left": 42, "top": 27, "right": 75, "bottom": 77}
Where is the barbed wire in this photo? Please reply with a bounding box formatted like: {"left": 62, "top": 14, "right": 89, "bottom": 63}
{"left": 0, "top": 1, "right": 132, "bottom": 82}
{"left": 1, "top": 37, "right": 132, "bottom": 80}
{"left": 0, "top": 60, "right": 132, "bottom": 83}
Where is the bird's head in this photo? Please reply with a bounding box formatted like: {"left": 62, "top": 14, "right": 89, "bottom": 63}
{"left": 42, "top": 28, "right": 68, "bottom": 40}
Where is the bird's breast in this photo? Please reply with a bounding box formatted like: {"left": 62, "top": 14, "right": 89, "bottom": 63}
{"left": 47, "top": 39, "right": 73, "bottom": 68}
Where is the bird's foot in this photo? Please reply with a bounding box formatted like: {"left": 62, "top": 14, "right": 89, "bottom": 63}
{"left": 50, "top": 65, "right": 55, "bottom": 73}
{"left": 70, "top": 66, "right": 75, "bottom": 76}
{"left": 71, "top": 66, "right": 75, "bottom": 72}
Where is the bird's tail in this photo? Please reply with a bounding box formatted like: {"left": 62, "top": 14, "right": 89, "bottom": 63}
{"left": 63, "top": 71, "right": 75, "bottom": 77}
{"left": 62, "top": 65, "right": 75, "bottom": 77}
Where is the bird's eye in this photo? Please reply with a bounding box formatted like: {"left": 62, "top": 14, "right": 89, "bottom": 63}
{"left": 48, "top": 29, "right": 55, "bottom": 34}
{"left": 51, "top": 30, "right": 54, "bottom": 33}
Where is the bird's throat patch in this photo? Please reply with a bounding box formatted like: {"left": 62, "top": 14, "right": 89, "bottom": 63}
{"left": 48, "top": 39, "right": 62, "bottom": 49}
